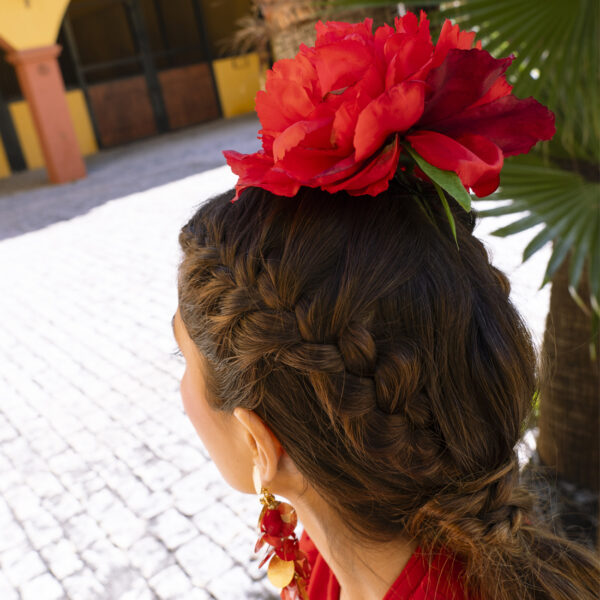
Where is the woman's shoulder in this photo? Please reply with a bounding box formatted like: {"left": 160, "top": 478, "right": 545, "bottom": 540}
{"left": 297, "top": 531, "right": 472, "bottom": 600}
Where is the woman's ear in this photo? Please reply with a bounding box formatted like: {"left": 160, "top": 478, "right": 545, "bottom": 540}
{"left": 233, "top": 408, "right": 283, "bottom": 486}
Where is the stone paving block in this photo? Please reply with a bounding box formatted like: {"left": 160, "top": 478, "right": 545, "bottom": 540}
{"left": 134, "top": 459, "right": 181, "bottom": 493}
{"left": 116, "top": 578, "right": 156, "bottom": 600}
{"left": 3, "top": 484, "right": 42, "bottom": 522}
{"left": 29, "top": 431, "right": 69, "bottom": 461}
{"left": 0, "top": 465, "right": 22, "bottom": 495}
{"left": 154, "top": 441, "right": 207, "bottom": 474}
{"left": 25, "top": 469, "right": 65, "bottom": 499}
{"left": 0, "top": 570, "right": 19, "bottom": 600}
{"left": 130, "top": 488, "right": 174, "bottom": 522}
{"left": 207, "top": 565, "right": 275, "bottom": 600}
{"left": 150, "top": 508, "right": 198, "bottom": 550}
{"left": 47, "top": 412, "right": 83, "bottom": 437}
{"left": 61, "top": 568, "right": 105, "bottom": 600}
{"left": 87, "top": 487, "right": 120, "bottom": 516}
{"left": 129, "top": 535, "right": 173, "bottom": 580}
{"left": 149, "top": 563, "right": 193, "bottom": 599}
{"left": 20, "top": 572, "right": 64, "bottom": 600}
{"left": 172, "top": 472, "right": 215, "bottom": 517}
{"left": 0, "top": 416, "right": 18, "bottom": 443}
{"left": 43, "top": 491, "right": 83, "bottom": 523}
{"left": 64, "top": 514, "right": 106, "bottom": 552}
{"left": 0, "top": 519, "right": 28, "bottom": 553}
{"left": 224, "top": 526, "right": 261, "bottom": 567}
{"left": 22, "top": 508, "right": 63, "bottom": 550}
{"left": 1, "top": 544, "right": 46, "bottom": 588}
{"left": 61, "top": 470, "right": 105, "bottom": 502}
{"left": 184, "top": 589, "right": 211, "bottom": 600}
{"left": 193, "top": 501, "right": 245, "bottom": 547}
{"left": 81, "top": 538, "right": 131, "bottom": 586}
{"left": 116, "top": 443, "right": 157, "bottom": 470}
{"left": 100, "top": 503, "right": 146, "bottom": 549}
{"left": 41, "top": 539, "right": 84, "bottom": 580}
{"left": 175, "top": 535, "right": 233, "bottom": 588}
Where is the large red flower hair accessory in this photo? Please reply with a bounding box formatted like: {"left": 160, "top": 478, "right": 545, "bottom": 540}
{"left": 224, "top": 11, "right": 555, "bottom": 210}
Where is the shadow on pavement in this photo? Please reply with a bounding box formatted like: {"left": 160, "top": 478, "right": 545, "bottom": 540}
{"left": 0, "top": 114, "right": 260, "bottom": 241}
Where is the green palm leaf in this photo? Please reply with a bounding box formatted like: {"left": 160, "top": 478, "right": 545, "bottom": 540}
{"left": 477, "top": 158, "right": 600, "bottom": 313}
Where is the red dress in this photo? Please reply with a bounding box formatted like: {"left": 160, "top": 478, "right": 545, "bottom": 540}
{"left": 295, "top": 531, "right": 471, "bottom": 600}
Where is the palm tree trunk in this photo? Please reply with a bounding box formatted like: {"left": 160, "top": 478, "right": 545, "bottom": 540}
{"left": 537, "top": 254, "right": 599, "bottom": 534}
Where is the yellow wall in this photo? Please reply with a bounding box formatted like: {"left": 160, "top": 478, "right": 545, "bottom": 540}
{"left": 0, "top": 139, "right": 11, "bottom": 178}
{"left": 213, "top": 53, "right": 261, "bottom": 119}
{"left": 9, "top": 89, "right": 97, "bottom": 170}
{"left": 0, "top": 0, "right": 71, "bottom": 50}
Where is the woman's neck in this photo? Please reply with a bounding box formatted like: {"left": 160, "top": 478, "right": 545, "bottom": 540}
{"left": 291, "top": 488, "right": 418, "bottom": 600}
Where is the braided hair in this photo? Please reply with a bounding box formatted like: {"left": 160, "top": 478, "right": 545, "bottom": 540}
{"left": 178, "top": 182, "right": 599, "bottom": 600}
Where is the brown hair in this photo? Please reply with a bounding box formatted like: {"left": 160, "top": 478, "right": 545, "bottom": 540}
{"left": 178, "top": 182, "right": 599, "bottom": 600}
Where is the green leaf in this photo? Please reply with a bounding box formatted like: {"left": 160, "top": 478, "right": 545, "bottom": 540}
{"left": 433, "top": 181, "right": 458, "bottom": 247}
{"left": 568, "top": 218, "right": 595, "bottom": 293}
{"left": 491, "top": 214, "right": 543, "bottom": 237}
{"left": 477, "top": 158, "right": 599, "bottom": 311}
{"left": 404, "top": 144, "right": 472, "bottom": 213}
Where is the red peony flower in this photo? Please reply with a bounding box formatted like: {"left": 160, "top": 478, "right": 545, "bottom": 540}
{"left": 224, "top": 11, "right": 555, "bottom": 200}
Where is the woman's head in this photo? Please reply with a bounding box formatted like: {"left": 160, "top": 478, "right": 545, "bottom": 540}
{"left": 176, "top": 182, "right": 599, "bottom": 598}
{"left": 177, "top": 180, "right": 533, "bottom": 530}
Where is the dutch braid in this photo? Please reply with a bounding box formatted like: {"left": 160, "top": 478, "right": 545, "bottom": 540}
{"left": 178, "top": 184, "right": 599, "bottom": 600}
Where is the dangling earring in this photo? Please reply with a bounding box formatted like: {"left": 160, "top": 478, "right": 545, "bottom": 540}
{"left": 253, "top": 466, "right": 311, "bottom": 600}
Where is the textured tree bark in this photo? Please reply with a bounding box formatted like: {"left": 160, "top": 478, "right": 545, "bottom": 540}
{"left": 537, "top": 255, "right": 599, "bottom": 492}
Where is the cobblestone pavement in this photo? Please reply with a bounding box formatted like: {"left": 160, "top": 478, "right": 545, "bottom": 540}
{"left": 0, "top": 116, "right": 550, "bottom": 599}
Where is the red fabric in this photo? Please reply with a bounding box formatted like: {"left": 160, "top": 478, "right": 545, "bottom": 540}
{"left": 293, "top": 531, "right": 471, "bottom": 600}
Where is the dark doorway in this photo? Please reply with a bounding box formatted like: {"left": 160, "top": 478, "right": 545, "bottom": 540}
{"left": 61, "top": 0, "right": 221, "bottom": 148}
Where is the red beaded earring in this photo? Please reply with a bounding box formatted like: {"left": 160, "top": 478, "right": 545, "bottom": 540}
{"left": 253, "top": 468, "right": 311, "bottom": 599}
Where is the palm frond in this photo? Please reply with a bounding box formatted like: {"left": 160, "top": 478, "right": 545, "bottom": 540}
{"left": 477, "top": 157, "right": 600, "bottom": 313}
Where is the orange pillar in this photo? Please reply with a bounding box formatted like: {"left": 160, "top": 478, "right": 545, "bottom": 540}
{"left": 6, "top": 44, "right": 86, "bottom": 183}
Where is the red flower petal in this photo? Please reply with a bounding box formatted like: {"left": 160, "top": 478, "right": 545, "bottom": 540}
{"left": 312, "top": 153, "right": 363, "bottom": 187}
{"left": 433, "top": 19, "right": 478, "bottom": 68}
{"left": 273, "top": 116, "right": 334, "bottom": 163}
{"left": 315, "top": 19, "right": 373, "bottom": 47}
{"left": 278, "top": 146, "right": 348, "bottom": 184}
{"left": 325, "top": 136, "right": 400, "bottom": 196}
{"left": 395, "top": 11, "right": 418, "bottom": 34}
{"left": 331, "top": 89, "right": 374, "bottom": 154}
{"left": 421, "top": 49, "right": 514, "bottom": 125}
{"left": 432, "top": 95, "right": 556, "bottom": 157}
{"left": 311, "top": 39, "right": 375, "bottom": 94}
{"left": 223, "top": 150, "right": 300, "bottom": 200}
{"left": 267, "top": 54, "right": 320, "bottom": 100}
{"left": 256, "top": 85, "right": 315, "bottom": 133}
{"left": 384, "top": 35, "right": 433, "bottom": 88}
{"left": 374, "top": 22, "right": 395, "bottom": 57}
{"left": 354, "top": 81, "right": 426, "bottom": 161}
{"left": 406, "top": 131, "right": 503, "bottom": 197}
{"left": 470, "top": 76, "right": 513, "bottom": 108}
{"left": 256, "top": 56, "right": 319, "bottom": 131}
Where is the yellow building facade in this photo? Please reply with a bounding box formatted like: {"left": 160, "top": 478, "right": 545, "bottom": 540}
{"left": 0, "top": 0, "right": 261, "bottom": 181}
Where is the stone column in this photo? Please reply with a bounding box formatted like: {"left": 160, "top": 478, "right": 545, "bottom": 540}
{"left": 6, "top": 44, "right": 86, "bottom": 183}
